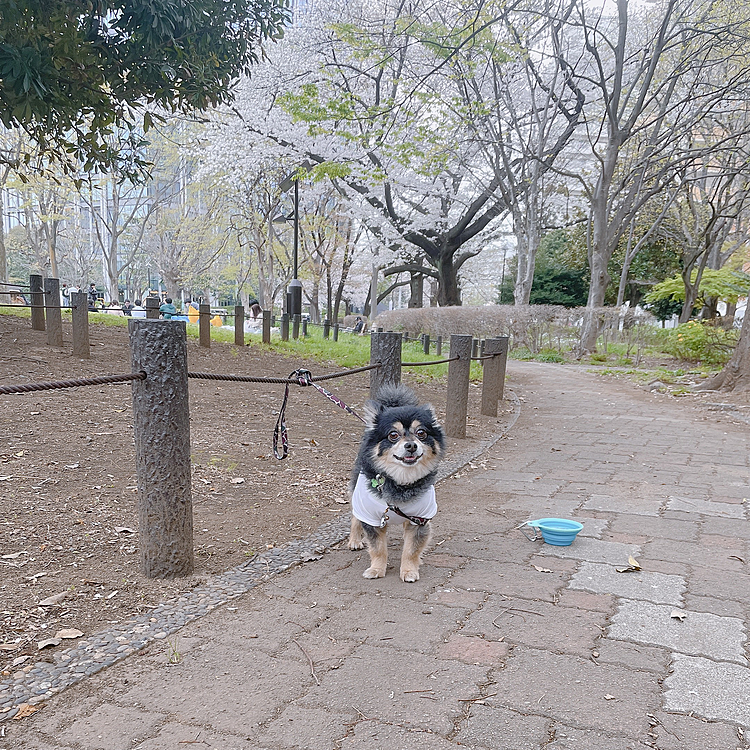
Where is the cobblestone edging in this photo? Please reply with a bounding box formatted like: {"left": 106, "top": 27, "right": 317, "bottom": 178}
{"left": 0, "top": 393, "right": 520, "bottom": 721}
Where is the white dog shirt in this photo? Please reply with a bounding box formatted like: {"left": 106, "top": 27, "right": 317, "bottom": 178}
{"left": 351, "top": 472, "right": 437, "bottom": 528}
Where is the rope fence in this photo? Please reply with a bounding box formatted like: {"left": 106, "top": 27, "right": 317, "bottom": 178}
{"left": 0, "top": 309, "right": 511, "bottom": 578}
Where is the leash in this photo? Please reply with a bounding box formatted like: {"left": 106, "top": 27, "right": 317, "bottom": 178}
{"left": 273, "top": 368, "right": 366, "bottom": 460}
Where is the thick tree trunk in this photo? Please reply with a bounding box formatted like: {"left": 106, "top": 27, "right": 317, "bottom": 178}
{"left": 436, "top": 252, "right": 461, "bottom": 306}
{"left": 408, "top": 272, "right": 423, "bottom": 308}
{"left": 698, "top": 299, "right": 750, "bottom": 393}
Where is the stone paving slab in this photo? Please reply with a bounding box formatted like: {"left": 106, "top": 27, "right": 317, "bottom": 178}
{"left": 664, "top": 654, "right": 750, "bottom": 729}
{"left": 569, "top": 561, "right": 685, "bottom": 605}
{"left": 666, "top": 496, "right": 746, "bottom": 519}
{"left": 4, "top": 361, "right": 750, "bottom": 750}
{"left": 537, "top": 537, "right": 641, "bottom": 565}
{"left": 608, "top": 600, "right": 747, "bottom": 664}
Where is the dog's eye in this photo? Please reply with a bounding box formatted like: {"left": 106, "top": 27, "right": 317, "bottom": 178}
{"left": 415, "top": 428, "right": 427, "bottom": 440}
{"left": 387, "top": 430, "right": 400, "bottom": 442}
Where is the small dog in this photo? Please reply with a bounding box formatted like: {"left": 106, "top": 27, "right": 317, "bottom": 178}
{"left": 348, "top": 384, "right": 445, "bottom": 582}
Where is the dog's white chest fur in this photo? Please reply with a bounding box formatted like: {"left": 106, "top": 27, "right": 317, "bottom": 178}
{"left": 351, "top": 472, "right": 437, "bottom": 528}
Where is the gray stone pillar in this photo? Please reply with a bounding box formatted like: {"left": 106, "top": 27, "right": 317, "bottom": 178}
{"left": 262, "top": 310, "right": 271, "bottom": 344}
{"left": 234, "top": 305, "right": 245, "bottom": 346}
{"left": 29, "top": 274, "right": 45, "bottom": 331}
{"left": 445, "top": 334, "right": 472, "bottom": 438}
{"left": 145, "top": 297, "right": 160, "bottom": 319}
{"left": 71, "top": 291, "right": 90, "bottom": 358}
{"left": 481, "top": 337, "right": 509, "bottom": 416}
{"left": 333, "top": 323, "right": 339, "bottom": 341}
{"left": 323, "top": 319, "right": 330, "bottom": 339}
{"left": 44, "top": 277, "right": 63, "bottom": 347}
{"left": 129, "top": 319, "right": 193, "bottom": 578}
{"left": 292, "top": 314, "right": 301, "bottom": 340}
{"left": 436, "top": 335, "right": 442, "bottom": 356}
{"left": 281, "top": 313, "right": 289, "bottom": 341}
{"left": 199, "top": 304, "right": 211, "bottom": 347}
{"left": 370, "top": 331, "right": 402, "bottom": 398}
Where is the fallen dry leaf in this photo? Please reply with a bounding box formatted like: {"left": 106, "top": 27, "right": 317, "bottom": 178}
{"left": 114, "top": 527, "right": 135, "bottom": 535}
{"left": 55, "top": 628, "right": 84, "bottom": 640}
{"left": 616, "top": 555, "right": 642, "bottom": 573}
{"left": 230, "top": 477, "right": 245, "bottom": 484}
{"left": 39, "top": 592, "right": 68, "bottom": 606}
{"left": 14, "top": 703, "right": 42, "bottom": 719}
{"left": 2, "top": 551, "right": 26, "bottom": 559}
{"left": 533, "top": 565, "right": 553, "bottom": 573}
{"left": 37, "top": 637, "right": 62, "bottom": 650}
{"left": 604, "top": 694, "right": 616, "bottom": 701}
{"left": 670, "top": 609, "right": 686, "bottom": 622}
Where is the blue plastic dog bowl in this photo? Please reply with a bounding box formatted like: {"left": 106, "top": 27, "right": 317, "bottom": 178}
{"left": 528, "top": 518, "right": 583, "bottom": 546}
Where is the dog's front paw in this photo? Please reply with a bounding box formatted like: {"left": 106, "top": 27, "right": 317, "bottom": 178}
{"left": 400, "top": 567, "right": 420, "bottom": 583}
{"left": 363, "top": 566, "right": 386, "bottom": 579}
{"left": 347, "top": 538, "right": 365, "bottom": 550}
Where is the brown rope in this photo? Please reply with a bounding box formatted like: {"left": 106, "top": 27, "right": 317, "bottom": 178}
{"left": 402, "top": 356, "right": 460, "bottom": 366}
{"left": 188, "top": 362, "right": 380, "bottom": 385}
{"left": 0, "top": 372, "right": 146, "bottom": 395}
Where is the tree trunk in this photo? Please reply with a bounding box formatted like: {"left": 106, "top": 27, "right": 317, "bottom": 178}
{"left": 698, "top": 298, "right": 750, "bottom": 392}
{"left": 408, "top": 271, "right": 423, "bottom": 308}
{"left": 436, "top": 251, "right": 461, "bottom": 306}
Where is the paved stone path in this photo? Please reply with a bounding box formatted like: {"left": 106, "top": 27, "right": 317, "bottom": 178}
{"left": 4, "top": 361, "right": 750, "bottom": 750}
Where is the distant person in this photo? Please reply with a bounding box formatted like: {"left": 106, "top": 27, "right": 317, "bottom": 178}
{"left": 353, "top": 316, "right": 364, "bottom": 334}
{"left": 121, "top": 300, "right": 134, "bottom": 316}
{"left": 87, "top": 283, "right": 99, "bottom": 311}
{"left": 131, "top": 299, "right": 146, "bottom": 318}
{"left": 61, "top": 283, "right": 70, "bottom": 307}
{"left": 248, "top": 297, "right": 262, "bottom": 319}
{"left": 159, "top": 297, "right": 177, "bottom": 319}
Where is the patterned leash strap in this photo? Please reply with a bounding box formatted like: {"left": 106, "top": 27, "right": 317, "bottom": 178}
{"left": 273, "top": 369, "right": 366, "bottom": 460}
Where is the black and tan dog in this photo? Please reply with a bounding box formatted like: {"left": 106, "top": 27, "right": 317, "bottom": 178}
{"left": 348, "top": 384, "right": 445, "bottom": 582}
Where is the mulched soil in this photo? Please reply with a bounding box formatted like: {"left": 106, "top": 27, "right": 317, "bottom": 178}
{"left": 0, "top": 312, "right": 504, "bottom": 674}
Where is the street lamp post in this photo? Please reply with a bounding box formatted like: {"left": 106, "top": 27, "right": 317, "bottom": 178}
{"left": 288, "top": 178, "right": 302, "bottom": 319}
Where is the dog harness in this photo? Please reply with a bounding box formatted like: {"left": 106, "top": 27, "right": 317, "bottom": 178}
{"left": 351, "top": 472, "right": 436, "bottom": 528}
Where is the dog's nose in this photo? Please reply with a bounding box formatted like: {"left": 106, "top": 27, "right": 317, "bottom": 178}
{"left": 404, "top": 441, "right": 417, "bottom": 453}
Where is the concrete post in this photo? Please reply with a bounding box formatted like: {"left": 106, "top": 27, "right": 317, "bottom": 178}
{"left": 370, "top": 331, "right": 402, "bottom": 398}
{"left": 445, "top": 334, "right": 472, "bottom": 438}
{"left": 333, "top": 323, "right": 339, "bottom": 341}
{"left": 44, "top": 277, "right": 63, "bottom": 347}
{"left": 423, "top": 334, "right": 430, "bottom": 355}
{"left": 302, "top": 318, "right": 308, "bottom": 337}
{"left": 128, "top": 320, "right": 193, "bottom": 578}
{"left": 436, "top": 335, "right": 442, "bottom": 357}
{"left": 262, "top": 310, "right": 271, "bottom": 344}
{"left": 323, "top": 319, "right": 330, "bottom": 339}
{"left": 71, "top": 291, "right": 90, "bottom": 358}
{"left": 145, "top": 297, "right": 160, "bottom": 319}
{"left": 481, "top": 337, "right": 509, "bottom": 416}
{"left": 199, "top": 304, "right": 211, "bottom": 347}
{"left": 281, "top": 313, "right": 290, "bottom": 341}
{"left": 491, "top": 336, "right": 509, "bottom": 402}
{"left": 29, "top": 274, "right": 45, "bottom": 331}
{"left": 234, "top": 305, "right": 245, "bottom": 346}
{"left": 471, "top": 338, "right": 479, "bottom": 359}
{"left": 292, "top": 314, "right": 300, "bottom": 339}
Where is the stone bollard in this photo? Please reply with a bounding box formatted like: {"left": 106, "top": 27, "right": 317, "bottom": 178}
{"left": 436, "top": 335, "right": 442, "bottom": 357}
{"left": 262, "top": 310, "right": 271, "bottom": 344}
{"left": 423, "top": 334, "right": 430, "bottom": 355}
{"left": 302, "top": 319, "right": 308, "bottom": 337}
{"left": 323, "top": 319, "right": 331, "bottom": 339}
{"left": 370, "top": 331, "right": 402, "bottom": 398}
{"left": 44, "top": 277, "right": 63, "bottom": 347}
{"left": 234, "top": 305, "right": 245, "bottom": 346}
{"left": 199, "top": 304, "right": 211, "bottom": 347}
{"left": 481, "top": 337, "right": 509, "bottom": 416}
{"left": 71, "top": 291, "right": 90, "bottom": 358}
{"left": 145, "top": 296, "right": 160, "bottom": 319}
{"left": 471, "top": 338, "right": 479, "bottom": 359}
{"left": 292, "top": 314, "right": 300, "bottom": 340}
{"left": 333, "top": 323, "right": 339, "bottom": 342}
{"left": 129, "top": 320, "right": 193, "bottom": 578}
{"left": 281, "top": 314, "right": 290, "bottom": 341}
{"left": 445, "top": 334, "right": 472, "bottom": 438}
{"left": 29, "top": 274, "right": 45, "bottom": 331}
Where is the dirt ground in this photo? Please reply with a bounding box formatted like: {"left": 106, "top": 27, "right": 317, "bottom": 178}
{"left": 0, "top": 312, "right": 509, "bottom": 675}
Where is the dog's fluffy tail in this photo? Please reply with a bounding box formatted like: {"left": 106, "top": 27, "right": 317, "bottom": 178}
{"left": 374, "top": 383, "right": 420, "bottom": 408}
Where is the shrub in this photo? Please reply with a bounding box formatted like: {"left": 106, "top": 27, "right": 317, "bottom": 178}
{"left": 660, "top": 321, "right": 739, "bottom": 365}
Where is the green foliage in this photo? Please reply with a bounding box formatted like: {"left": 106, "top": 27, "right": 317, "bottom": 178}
{"left": 529, "top": 267, "right": 588, "bottom": 308}
{"left": 645, "top": 268, "right": 750, "bottom": 306}
{"left": 660, "top": 321, "right": 739, "bottom": 365}
{"left": 0, "top": 0, "right": 289, "bottom": 176}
